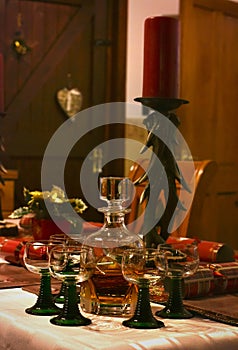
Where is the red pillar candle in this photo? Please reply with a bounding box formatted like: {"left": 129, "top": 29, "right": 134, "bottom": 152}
{"left": 142, "top": 16, "right": 179, "bottom": 98}
{"left": 0, "top": 53, "right": 4, "bottom": 111}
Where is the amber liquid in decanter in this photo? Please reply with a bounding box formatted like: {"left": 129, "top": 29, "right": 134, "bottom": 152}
{"left": 80, "top": 243, "right": 139, "bottom": 315}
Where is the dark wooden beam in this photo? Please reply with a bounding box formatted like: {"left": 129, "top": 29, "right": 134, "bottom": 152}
{"left": 21, "top": 0, "right": 82, "bottom": 7}
{"left": 0, "top": 1, "right": 6, "bottom": 51}
{"left": 110, "top": 0, "right": 127, "bottom": 102}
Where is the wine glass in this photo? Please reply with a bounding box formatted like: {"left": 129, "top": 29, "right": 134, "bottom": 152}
{"left": 49, "top": 233, "right": 75, "bottom": 304}
{"left": 49, "top": 245, "right": 96, "bottom": 326}
{"left": 121, "top": 248, "right": 165, "bottom": 329}
{"left": 156, "top": 242, "right": 200, "bottom": 319}
{"left": 23, "top": 240, "right": 62, "bottom": 315}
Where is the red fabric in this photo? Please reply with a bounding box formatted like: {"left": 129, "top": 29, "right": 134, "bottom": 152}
{"left": 31, "top": 218, "right": 71, "bottom": 240}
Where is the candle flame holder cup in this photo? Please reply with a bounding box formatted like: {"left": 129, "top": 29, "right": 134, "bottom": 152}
{"left": 134, "top": 97, "right": 188, "bottom": 114}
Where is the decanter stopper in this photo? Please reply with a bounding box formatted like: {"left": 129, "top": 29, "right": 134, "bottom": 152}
{"left": 100, "top": 177, "right": 131, "bottom": 209}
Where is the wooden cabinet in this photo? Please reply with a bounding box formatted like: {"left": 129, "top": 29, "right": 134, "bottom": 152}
{"left": 0, "top": 170, "right": 18, "bottom": 218}
{"left": 179, "top": 0, "right": 238, "bottom": 248}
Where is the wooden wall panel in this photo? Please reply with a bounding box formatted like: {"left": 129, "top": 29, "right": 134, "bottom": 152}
{"left": 179, "top": 0, "right": 238, "bottom": 249}
{"left": 178, "top": 2, "right": 218, "bottom": 160}
{"left": 0, "top": 0, "right": 127, "bottom": 218}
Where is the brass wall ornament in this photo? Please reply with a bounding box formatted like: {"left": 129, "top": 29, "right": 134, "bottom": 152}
{"left": 11, "top": 13, "right": 31, "bottom": 58}
{"left": 11, "top": 36, "right": 31, "bottom": 57}
{"left": 56, "top": 74, "right": 83, "bottom": 118}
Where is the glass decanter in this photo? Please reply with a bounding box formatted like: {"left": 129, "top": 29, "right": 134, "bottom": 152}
{"left": 80, "top": 177, "right": 144, "bottom": 316}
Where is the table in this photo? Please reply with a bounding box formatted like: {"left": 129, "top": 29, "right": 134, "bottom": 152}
{"left": 1, "top": 288, "right": 238, "bottom": 350}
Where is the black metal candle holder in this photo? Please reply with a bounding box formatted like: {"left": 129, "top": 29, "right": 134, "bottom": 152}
{"left": 134, "top": 97, "right": 189, "bottom": 247}
{"left": 134, "top": 97, "right": 188, "bottom": 113}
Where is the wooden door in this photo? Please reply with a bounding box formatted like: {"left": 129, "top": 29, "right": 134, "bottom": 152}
{"left": 0, "top": 0, "right": 127, "bottom": 220}
{"left": 179, "top": 0, "right": 238, "bottom": 248}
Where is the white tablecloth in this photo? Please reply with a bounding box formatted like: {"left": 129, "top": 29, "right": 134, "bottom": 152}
{"left": 0, "top": 288, "right": 238, "bottom": 350}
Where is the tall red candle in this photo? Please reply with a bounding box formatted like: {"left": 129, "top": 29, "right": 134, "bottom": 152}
{"left": 142, "top": 16, "right": 179, "bottom": 98}
{"left": 0, "top": 53, "right": 4, "bottom": 111}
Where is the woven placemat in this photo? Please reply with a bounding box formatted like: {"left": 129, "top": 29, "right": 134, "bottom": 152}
{"left": 183, "top": 294, "right": 238, "bottom": 327}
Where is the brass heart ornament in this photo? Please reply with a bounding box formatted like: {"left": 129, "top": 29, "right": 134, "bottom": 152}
{"left": 56, "top": 87, "right": 83, "bottom": 118}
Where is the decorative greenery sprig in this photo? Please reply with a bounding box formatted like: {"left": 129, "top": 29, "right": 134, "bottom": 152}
{"left": 10, "top": 185, "right": 87, "bottom": 220}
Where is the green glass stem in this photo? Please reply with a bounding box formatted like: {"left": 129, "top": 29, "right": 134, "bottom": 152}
{"left": 25, "top": 271, "right": 60, "bottom": 316}
{"left": 156, "top": 277, "right": 193, "bottom": 319}
{"left": 54, "top": 262, "right": 80, "bottom": 304}
{"left": 50, "top": 279, "right": 91, "bottom": 327}
{"left": 122, "top": 279, "right": 164, "bottom": 329}
{"left": 54, "top": 281, "right": 80, "bottom": 304}
{"left": 54, "top": 282, "right": 67, "bottom": 304}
